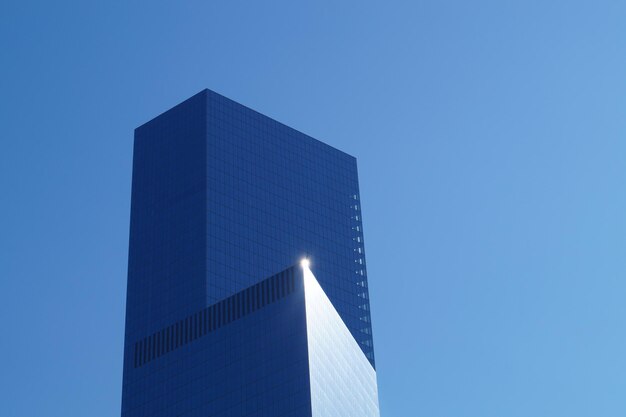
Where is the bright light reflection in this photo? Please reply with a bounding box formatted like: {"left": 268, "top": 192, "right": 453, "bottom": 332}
{"left": 302, "top": 259, "right": 379, "bottom": 417}
{"left": 300, "top": 258, "right": 311, "bottom": 269}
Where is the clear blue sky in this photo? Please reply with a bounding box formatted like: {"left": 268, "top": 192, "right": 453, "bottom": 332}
{"left": 1, "top": 1, "right": 625, "bottom": 416}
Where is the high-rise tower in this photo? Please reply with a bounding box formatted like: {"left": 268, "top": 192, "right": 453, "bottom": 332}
{"left": 121, "top": 89, "right": 379, "bottom": 416}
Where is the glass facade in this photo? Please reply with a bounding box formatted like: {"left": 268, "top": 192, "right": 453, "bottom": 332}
{"left": 121, "top": 89, "right": 378, "bottom": 416}
{"left": 303, "top": 265, "right": 379, "bottom": 417}
{"left": 122, "top": 266, "right": 313, "bottom": 417}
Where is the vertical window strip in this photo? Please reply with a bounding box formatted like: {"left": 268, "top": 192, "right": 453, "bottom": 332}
{"left": 166, "top": 327, "right": 171, "bottom": 353}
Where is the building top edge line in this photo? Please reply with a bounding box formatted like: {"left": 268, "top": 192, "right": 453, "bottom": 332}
{"left": 133, "top": 88, "right": 357, "bottom": 161}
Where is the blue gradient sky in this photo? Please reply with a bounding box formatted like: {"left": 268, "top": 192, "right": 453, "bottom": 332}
{"left": 1, "top": 1, "right": 625, "bottom": 416}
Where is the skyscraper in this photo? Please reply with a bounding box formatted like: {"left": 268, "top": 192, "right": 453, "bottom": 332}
{"left": 121, "top": 89, "right": 379, "bottom": 416}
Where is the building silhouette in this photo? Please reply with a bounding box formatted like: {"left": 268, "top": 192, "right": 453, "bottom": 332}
{"left": 120, "top": 89, "right": 379, "bottom": 416}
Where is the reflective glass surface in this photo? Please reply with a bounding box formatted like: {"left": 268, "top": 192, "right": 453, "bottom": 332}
{"left": 122, "top": 267, "right": 312, "bottom": 417}
{"left": 121, "top": 90, "right": 377, "bottom": 416}
{"left": 304, "top": 266, "right": 379, "bottom": 417}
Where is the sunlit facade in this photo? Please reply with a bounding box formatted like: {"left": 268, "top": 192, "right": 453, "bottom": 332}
{"left": 120, "top": 89, "right": 379, "bottom": 416}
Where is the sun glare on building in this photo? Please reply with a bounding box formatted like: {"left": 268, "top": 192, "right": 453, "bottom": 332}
{"left": 300, "top": 258, "right": 311, "bottom": 269}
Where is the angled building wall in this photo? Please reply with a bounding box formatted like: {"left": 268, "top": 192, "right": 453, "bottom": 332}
{"left": 121, "top": 264, "right": 378, "bottom": 417}
{"left": 303, "top": 264, "right": 379, "bottom": 417}
{"left": 122, "top": 266, "right": 313, "bottom": 417}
